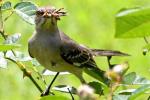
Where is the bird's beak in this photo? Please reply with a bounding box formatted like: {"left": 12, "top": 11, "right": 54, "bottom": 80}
{"left": 42, "top": 12, "right": 51, "bottom": 17}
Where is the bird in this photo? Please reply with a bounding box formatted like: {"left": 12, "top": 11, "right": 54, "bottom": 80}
{"left": 28, "top": 7, "right": 129, "bottom": 95}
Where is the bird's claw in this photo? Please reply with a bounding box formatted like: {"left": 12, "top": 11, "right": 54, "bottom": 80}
{"left": 41, "top": 90, "right": 54, "bottom": 97}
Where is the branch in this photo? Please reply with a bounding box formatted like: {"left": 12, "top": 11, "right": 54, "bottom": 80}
{"left": 0, "top": 5, "right": 43, "bottom": 93}
{"left": 5, "top": 57, "right": 43, "bottom": 93}
{"left": 144, "top": 37, "right": 149, "bottom": 44}
{"left": 67, "top": 88, "right": 74, "bottom": 100}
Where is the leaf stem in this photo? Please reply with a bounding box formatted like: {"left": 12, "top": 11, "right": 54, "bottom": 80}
{"left": 4, "top": 10, "right": 14, "bottom": 21}
{"left": 144, "top": 37, "right": 149, "bottom": 44}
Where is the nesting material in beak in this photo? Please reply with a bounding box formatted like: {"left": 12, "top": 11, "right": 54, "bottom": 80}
{"left": 37, "top": 7, "right": 67, "bottom": 20}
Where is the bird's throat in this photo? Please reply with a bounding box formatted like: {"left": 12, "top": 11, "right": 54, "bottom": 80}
{"left": 36, "top": 18, "right": 58, "bottom": 33}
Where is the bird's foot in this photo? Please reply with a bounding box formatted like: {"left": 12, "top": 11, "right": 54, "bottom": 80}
{"left": 41, "top": 90, "right": 54, "bottom": 97}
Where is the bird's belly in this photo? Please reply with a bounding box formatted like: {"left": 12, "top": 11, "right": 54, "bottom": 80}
{"left": 30, "top": 46, "right": 69, "bottom": 73}
{"left": 28, "top": 36, "right": 82, "bottom": 73}
{"left": 32, "top": 47, "right": 81, "bottom": 74}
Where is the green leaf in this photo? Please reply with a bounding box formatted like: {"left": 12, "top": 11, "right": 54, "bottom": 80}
{"left": 88, "top": 81, "right": 103, "bottom": 94}
{"left": 6, "top": 51, "right": 31, "bottom": 62}
{"left": 113, "top": 95, "right": 130, "bottom": 100}
{"left": 5, "top": 33, "right": 21, "bottom": 44}
{"left": 122, "top": 72, "right": 136, "bottom": 84}
{"left": 42, "top": 69, "right": 70, "bottom": 76}
{"left": 117, "top": 89, "right": 135, "bottom": 95}
{"left": 53, "top": 85, "right": 77, "bottom": 94}
{"left": 133, "top": 75, "right": 150, "bottom": 85}
{"left": 123, "top": 72, "right": 150, "bottom": 85}
{"left": 31, "top": 58, "right": 40, "bottom": 66}
{"left": 0, "top": 44, "right": 20, "bottom": 51}
{"left": 129, "top": 84, "right": 150, "bottom": 100}
{"left": 0, "top": 52, "right": 7, "bottom": 68}
{"left": 1, "top": 1, "right": 11, "bottom": 10}
{"left": 14, "top": 2, "right": 37, "bottom": 25}
{"left": 40, "top": 95, "right": 69, "bottom": 100}
{"left": 115, "top": 7, "right": 150, "bottom": 38}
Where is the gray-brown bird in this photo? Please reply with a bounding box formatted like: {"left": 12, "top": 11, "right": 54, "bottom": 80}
{"left": 28, "top": 7, "right": 128, "bottom": 95}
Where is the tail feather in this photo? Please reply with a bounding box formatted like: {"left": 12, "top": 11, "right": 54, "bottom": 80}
{"left": 91, "top": 49, "right": 130, "bottom": 56}
{"left": 84, "top": 67, "right": 110, "bottom": 85}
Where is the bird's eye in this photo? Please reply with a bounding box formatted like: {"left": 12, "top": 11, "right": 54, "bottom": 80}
{"left": 36, "top": 11, "right": 44, "bottom": 16}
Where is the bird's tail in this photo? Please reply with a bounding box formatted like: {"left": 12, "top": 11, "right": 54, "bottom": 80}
{"left": 84, "top": 67, "right": 110, "bottom": 85}
{"left": 91, "top": 49, "right": 130, "bottom": 57}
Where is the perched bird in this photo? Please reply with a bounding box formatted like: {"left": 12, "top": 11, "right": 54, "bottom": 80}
{"left": 28, "top": 7, "right": 128, "bottom": 95}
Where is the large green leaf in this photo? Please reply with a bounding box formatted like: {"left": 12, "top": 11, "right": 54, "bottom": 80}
{"left": 129, "top": 84, "right": 150, "bottom": 100}
{"left": 115, "top": 7, "right": 150, "bottom": 38}
{"left": 0, "top": 44, "right": 20, "bottom": 51}
{"left": 122, "top": 72, "right": 136, "bottom": 84}
{"left": 14, "top": 2, "right": 37, "bottom": 25}
{"left": 40, "top": 95, "right": 69, "bottom": 100}
{"left": 122, "top": 72, "right": 150, "bottom": 85}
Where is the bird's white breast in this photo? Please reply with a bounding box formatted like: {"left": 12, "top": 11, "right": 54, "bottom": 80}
{"left": 28, "top": 32, "right": 63, "bottom": 71}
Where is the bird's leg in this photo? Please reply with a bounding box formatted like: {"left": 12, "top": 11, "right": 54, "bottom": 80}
{"left": 41, "top": 72, "right": 60, "bottom": 96}
{"left": 107, "top": 56, "right": 113, "bottom": 69}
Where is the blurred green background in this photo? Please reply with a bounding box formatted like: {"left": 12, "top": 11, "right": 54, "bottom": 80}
{"left": 0, "top": 0, "right": 150, "bottom": 100}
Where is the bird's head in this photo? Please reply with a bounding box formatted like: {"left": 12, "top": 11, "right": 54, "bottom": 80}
{"left": 35, "top": 7, "right": 66, "bottom": 30}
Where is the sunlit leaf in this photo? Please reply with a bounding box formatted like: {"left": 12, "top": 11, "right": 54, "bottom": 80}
{"left": 6, "top": 51, "right": 31, "bottom": 61}
{"left": 31, "top": 58, "right": 40, "bottom": 66}
{"left": 0, "top": 44, "right": 20, "bottom": 51}
{"left": 113, "top": 95, "right": 130, "bottom": 100}
{"left": 0, "top": 52, "right": 7, "bottom": 68}
{"left": 1, "top": 1, "right": 11, "bottom": 10}
{"left": 117, "top": 89, "right": 136, "bottom": 95}
{"left": 123, "top": 72, "right": 150, "bottom": 85}
{"left": 129, "top": 84, "right": 150, "bottom": 100}
{"left": 115, "top": 7, "right": 150, "bottom": 38}
{"left": 40, "top": 95, "right": 69, "bottom": 100}
{"left": 14, "top": 2, "right": 37, "bottom": 24}
{"left": 53, "top": 85, "right": 77, "bottom": 94}
{"left": 133, "top": 75, "right": 150, "bottom": 84}
{"left": 122, "top": 72, "right": 136, "bottom": 84}
{"left": 42, "top": 69, "right": 70, "bottom": 76}
{"left": 5, "top": 33, "right": 21, "bottom": 44}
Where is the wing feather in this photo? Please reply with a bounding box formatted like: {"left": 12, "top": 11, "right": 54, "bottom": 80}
{"left": 60, "top": 41, "right": 97, "bottom": 68}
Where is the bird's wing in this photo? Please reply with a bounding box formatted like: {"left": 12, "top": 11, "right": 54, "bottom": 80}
{"left": 59, "top": 32, "right": 109, "bottom": 84}
{"left": 60, "top": 33, "right": 97, "bottom": 68}
{"left": 60, "top": 43, "right": 97, "bottom": 68}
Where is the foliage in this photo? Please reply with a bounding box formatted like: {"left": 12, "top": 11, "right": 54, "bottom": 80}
{"left": 115, "top": 7, "right": 150, "bottom": 38}
{"left": 0, "top": 0, "right": 150, "bottom": 100}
